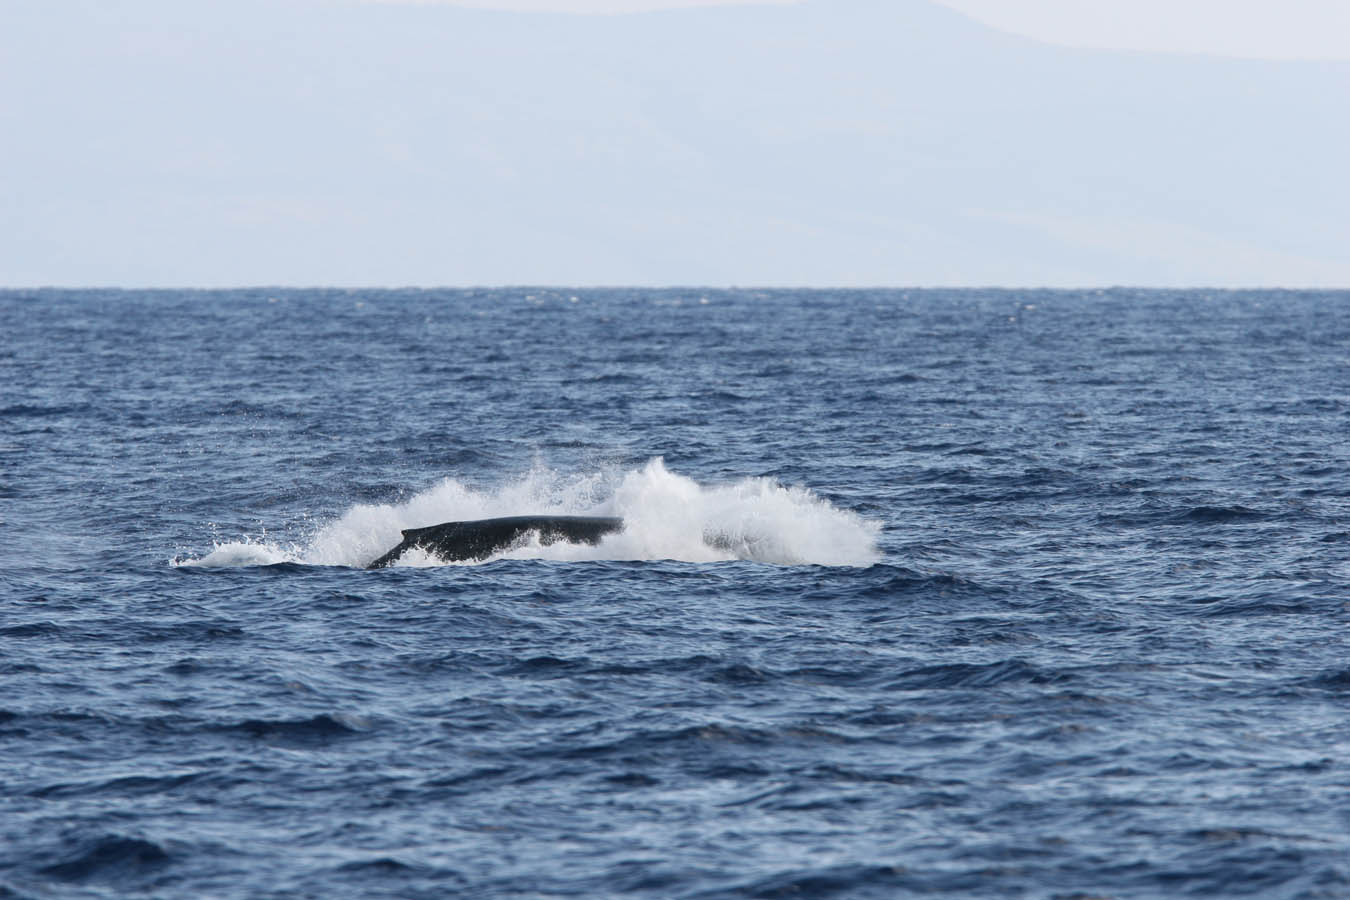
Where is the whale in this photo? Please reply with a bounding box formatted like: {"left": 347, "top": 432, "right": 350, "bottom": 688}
{"left": 366, "top": 515, "right": 625, "bottom": 569}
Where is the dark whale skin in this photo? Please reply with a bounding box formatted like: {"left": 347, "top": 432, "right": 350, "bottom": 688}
{"left": 366, "top": 515, "right": 625, "bottom": 569}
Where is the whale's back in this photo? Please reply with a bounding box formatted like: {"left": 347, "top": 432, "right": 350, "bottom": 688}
{"left": 368, "top": 515, "right": 624, "bottom": 569}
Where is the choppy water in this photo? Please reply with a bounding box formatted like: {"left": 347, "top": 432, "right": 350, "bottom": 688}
{"left": 3, "top": 288, "right": 1349, "bottom": 899}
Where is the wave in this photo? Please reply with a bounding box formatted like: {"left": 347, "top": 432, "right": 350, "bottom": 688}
{"left": 176, "top": 458, "right": 880, "bottom": 569}
{"left": 38, "top": 834, "right": 170, "bottom": 882}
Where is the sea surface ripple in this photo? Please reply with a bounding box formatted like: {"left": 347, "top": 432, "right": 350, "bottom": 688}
{"left": 2, "top": 288, "right": 1349, "bottom": 898}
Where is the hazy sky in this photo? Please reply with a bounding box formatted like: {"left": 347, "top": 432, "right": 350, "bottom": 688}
{"left": 3, "top": 0, "right": 1347, "bottom": 286}
{"left": 404, "top": 0, "right": 1350, "bottom": 59}
{"left": 931, "top": 0, "right": 1350, "bottom": 60}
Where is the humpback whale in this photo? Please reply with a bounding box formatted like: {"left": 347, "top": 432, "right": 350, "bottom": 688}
{"left": 366, "top": 515, "right": 625, "bottom": 569}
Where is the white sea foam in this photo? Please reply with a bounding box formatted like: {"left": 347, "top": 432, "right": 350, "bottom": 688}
{"left": 176, "top": 458, "right": 880, "bottom": 569}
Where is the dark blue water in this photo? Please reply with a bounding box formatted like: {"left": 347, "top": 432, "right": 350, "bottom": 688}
{"left": 3, "top": 288, "right": 1349, "bottom": 899}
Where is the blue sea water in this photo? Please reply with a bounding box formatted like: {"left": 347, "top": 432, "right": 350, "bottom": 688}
{"left": 2, "top": 287, "right": 1349, "bottom": 899}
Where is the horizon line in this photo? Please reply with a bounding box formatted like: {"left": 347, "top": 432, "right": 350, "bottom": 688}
{"left": 4, "top": 284, "right": 1347, "bottom": 293}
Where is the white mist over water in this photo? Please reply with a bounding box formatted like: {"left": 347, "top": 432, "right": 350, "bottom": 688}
{"left": 179, "top": 458, "right": 881, "bottom": 569}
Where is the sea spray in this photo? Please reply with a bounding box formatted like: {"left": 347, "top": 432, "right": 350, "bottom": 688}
{"left": 178, "top": 458, "right": 880, "bottom": 568}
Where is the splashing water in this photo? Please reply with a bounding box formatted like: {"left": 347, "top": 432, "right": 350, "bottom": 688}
{"left": 178, "top": 459, "right": 880, "bottom": 569}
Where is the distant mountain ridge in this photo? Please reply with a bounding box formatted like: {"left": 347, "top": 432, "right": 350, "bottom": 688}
{"left": 2, "top": 0, "right": 1346, "bottom": 285}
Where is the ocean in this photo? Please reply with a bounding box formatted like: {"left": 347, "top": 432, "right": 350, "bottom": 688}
{"left": 2, "top": 287, "right": 1347, "bottom": 898}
